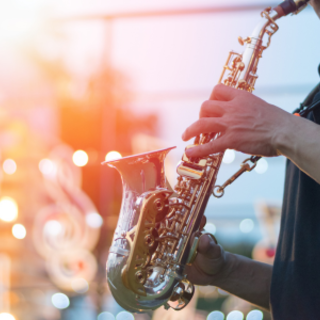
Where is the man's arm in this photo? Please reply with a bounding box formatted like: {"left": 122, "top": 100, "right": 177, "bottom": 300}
{"left": 181, "top": 84, "right": 320, "bottom": 310}
{"left": 182, "top": 84, "right": 320, "bottom": 184}
{"left": 276, "top": 114, "right": 320, "bottom": 184}
{"left": 185, "top": 236, "right": 272, "bottom": 311}
{"left": 216, "top": 253, "right": 272, "bottom": 310}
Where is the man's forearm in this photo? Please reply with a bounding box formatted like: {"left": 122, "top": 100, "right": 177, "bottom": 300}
{"left": 276, "top": 114, "right": 320, "bottom": 184}
{"left": 214, "top": 253, "right": 272, "bottom": 310}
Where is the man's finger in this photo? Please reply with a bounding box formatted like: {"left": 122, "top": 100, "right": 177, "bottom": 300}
{"left": 182, "top": 118, "right": 226, "bottom": 141}
{"left": 200, "top": 216, "right": 207, "bottom": 230}
{"left": 197, "top": 235, "right": 221, "bottom": 260}
{"left": 210, "top": 83, "right": 239, "bottom": 101}
{"left": 185, "top": 137, "right": 228, "bottom": 158}
{"left": 200, "top": 100, "right": 226, "bottom": 118}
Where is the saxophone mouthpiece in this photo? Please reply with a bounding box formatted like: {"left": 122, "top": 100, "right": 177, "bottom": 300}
{"left": 274, "top": 0, "right": 310, "bottom": 17}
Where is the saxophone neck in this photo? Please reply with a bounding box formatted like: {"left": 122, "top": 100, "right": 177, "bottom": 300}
{"left": 241, "top": 0, "right": 310, "bottom": 48}
{"left": 221, "top": 0, "right": 309, "bottom": 92}
{"left": 247, "top": 0, "right": 310, "bottom": 44}
{"left": 231, "top": 8, "right": 279, "bottom": 92}
{"left": 238, "top": 0, "right": 309, "bottom": 89}
{"left": 250, "top": 9, "right": 280, "bottom": 40}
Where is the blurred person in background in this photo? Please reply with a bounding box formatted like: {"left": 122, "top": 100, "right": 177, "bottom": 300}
{"left": 182, "top": 0, "right": 320, "bottom": 319}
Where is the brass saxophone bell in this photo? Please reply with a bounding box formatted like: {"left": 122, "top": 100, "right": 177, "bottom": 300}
{"left": 166, "top": 278, "right": 195, "bottom": 311}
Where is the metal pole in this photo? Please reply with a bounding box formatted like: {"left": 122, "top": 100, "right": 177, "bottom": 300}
{"left": 58, "top": 3, "right": 289, "bottom": 22}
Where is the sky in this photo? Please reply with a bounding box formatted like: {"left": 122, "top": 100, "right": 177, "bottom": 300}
{"left": 1, "top": 0, "right": 318, "bottom": 241}
{"left": 53, "top": 1, "right": 320, "bottom": 219}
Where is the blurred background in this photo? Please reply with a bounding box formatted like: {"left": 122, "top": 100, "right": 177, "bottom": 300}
{"left": 0, "top": 0, "right": 319, "bottom": 320}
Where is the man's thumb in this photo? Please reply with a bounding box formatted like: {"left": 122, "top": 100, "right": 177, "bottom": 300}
{"left": 197, "top": 234, "right": 221, "bottom": 260}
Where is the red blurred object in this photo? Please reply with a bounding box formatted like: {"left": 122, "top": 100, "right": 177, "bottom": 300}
{"left": 78, "top": 261, "right": 84, "bottom": 271}
{"left": 265, "top": 248, "right": 275, "bottom": 258}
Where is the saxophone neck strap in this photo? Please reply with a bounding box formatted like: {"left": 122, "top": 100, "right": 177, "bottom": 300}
{"left": 293, "top": 82, "right": 320, "bottom": 117}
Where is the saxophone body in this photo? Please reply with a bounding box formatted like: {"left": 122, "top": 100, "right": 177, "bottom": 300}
{"left": 104, "top": 0, "right": 309, "bottom": 312}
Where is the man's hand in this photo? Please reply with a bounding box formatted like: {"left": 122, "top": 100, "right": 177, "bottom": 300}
{"left": 185, "top": 235, "right": 230, "bottom": 286}
{"left": 182, "top": 84, "right": 294, "bottom": 159}
{"left": 185, "top": 233, "right": 273, "bottom": 310}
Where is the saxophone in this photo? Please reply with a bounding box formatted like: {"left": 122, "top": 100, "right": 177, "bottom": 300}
{"left": 104, "top": 0, "right": 309, "bottom": 312}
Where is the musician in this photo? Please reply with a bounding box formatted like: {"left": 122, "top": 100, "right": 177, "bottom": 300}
{"left": 182, "top": 1, "right": 320, "bottom": 318}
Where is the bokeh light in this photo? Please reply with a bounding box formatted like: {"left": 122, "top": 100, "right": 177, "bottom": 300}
{"left": 44, "top": 220, "right": 62, "bottom": 236}
{"left": 226, "top": 310, "right": 244, "bottom": 320}
{"left": 12, "top": 224, "right": 27, "bottom": 239}
{"left": 72, "top": 150, "right": 89, "bottom": 167}
{"left": 0, "top": 0, "right": 42, "bottom": 45}
{"left": 116, "top": 312, "right": 134, "bottom": 320}
{"left": 239, "top": 219, "right": 254, "bottom": 233}
{"left": 0, "top": 313, "right": 16, "bottom": 320}
{"left": 246, "top": 310, "right": 263, "bottom": 320}
{"left": 0, "top": 196, "right": 18, "bottom": 222}
{"left": 222, "top": 149, "right": 235, "bottom": 164}
{"left": 51, "top": 293, "right": 70, "bottom": 309}
{"left": 105, "top": 151, "right": 122, "bottom": 162}
{"left": 254, "top": 158, "right": 268, "bottom": 174}
{"left": 85, "top": 212, "right": 103, "bottom": 228}
{"left": 39, "top": 159, "right": 56, "bottom": 176}
{"left": 217, "top": 288, "right": 229, "bottom": 296}
{"left": 3, "top": 159, "right": 17, "bottom": 175}
{"left": 207, "top": 310, "right": 225, "bottom": 320}
{"left": 204, "top": 222, "right": 217, "bottom": 235}
{"left": 71, "top": 278, "right": 89, "bottom": 294}
{"left": 98, "top": 312, "right": 116, "bottom": 320}
{"left": 197, "top": 285, "right": 216, "bottom": 297}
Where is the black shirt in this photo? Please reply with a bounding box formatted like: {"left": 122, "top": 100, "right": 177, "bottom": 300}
{"left": 270, "top": 83, "right": 320, "bottom": 319}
